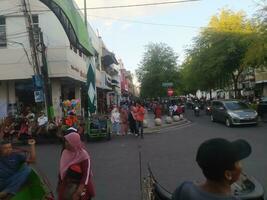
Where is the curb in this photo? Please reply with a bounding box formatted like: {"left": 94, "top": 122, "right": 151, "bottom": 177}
{"left": 144, "top": 119, "right": 191, "bottom": 134}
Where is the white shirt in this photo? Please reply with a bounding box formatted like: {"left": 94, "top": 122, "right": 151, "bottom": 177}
{"left": 38, "top": 115, "right": 48, "bottom": 126}
{"left": 111, "top": 112, "right": 120, "bottom": 123}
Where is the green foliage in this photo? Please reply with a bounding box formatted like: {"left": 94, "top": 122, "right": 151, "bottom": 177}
{"left": 245, "top": 3, "right": 267, "bottom": 68}
{"left": 136, "top": 43, "right": 179, "bottom": 98}
{"left": 180, "top": 9, "right": 257, "bottom": 96}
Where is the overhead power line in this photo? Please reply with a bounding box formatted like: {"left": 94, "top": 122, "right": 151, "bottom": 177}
{"left": 0, "top": 0, "right": 203, "bottom": 30}
{"left": 88, "top": 14, "right": 202, "bottom": 29}
{"left": 10, "top": 0, "right": 201, "bottom": 13}
{"left": 78, "top": 0, "right": 201, "bottom": 10}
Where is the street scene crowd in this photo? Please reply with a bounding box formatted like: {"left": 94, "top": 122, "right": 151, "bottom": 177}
{"left": 0, "top": 0, "right": 267, "bottom": 199}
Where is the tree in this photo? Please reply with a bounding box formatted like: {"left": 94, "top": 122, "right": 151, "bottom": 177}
{"left": 180, "top": 9, "right": 257, "bottom": 98}
{"left": 245, "top": 3, "right": 267, "bottom": 68}
{"left": 136, "top": 43, "right": 179, "bottom": 98}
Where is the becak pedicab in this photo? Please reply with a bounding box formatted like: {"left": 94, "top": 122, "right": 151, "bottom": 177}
{"left": 86, "top": 115, "right": 111, "bottom": 141}
{"left": 143, "top": 139, "right": 264, "bottom": 200}
{"left": 0, "top": 139, "right": 55, "bottom": 200}
{"left": 143, "top": 165, "right": 264, "bottom": 200}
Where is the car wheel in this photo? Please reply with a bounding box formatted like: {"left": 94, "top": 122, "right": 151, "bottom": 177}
{"left": 225, "top": 118, "right": 232, "bottom": 127}
{"left": 211, "top": 115, "right": 215, "bottom": 122}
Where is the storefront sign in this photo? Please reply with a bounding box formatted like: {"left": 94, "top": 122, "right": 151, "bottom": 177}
{"left": 70, "top": 65, "right": 86, "bottom": 79}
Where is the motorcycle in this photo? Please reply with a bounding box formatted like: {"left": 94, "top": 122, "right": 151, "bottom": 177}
{"left": 205, "top": 106, "right": 212, "bottom": 115}
{"left": 194, "top": 106, "right": 200, "bottom": 117}
{"left": 143, "top": 165, "right": 264, "bottom": 200}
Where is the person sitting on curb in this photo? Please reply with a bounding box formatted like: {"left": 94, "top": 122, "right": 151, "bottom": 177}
{"left": 172, "top": 138, "right": 252, "bottom": 200}
{"left": 0, "top": 139, "right": 36, "bottom": 200}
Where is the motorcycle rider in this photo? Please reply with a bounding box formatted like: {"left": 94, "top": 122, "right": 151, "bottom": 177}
{"left": 193, "top": 100, "right": 200, "bottom": 116}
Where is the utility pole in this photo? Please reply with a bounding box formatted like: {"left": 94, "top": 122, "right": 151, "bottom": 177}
{"left": 21, "top": 0, "right": 40, "bottom": 75}
{"left": 39, "top": 30, "right": 54, "bottom": 120}
{"left": 21, "top": 0, "right": 53, "bottom": 119}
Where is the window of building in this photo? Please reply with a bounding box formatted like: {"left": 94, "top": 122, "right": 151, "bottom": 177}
{"left": 32, "top": 15, "right": 39, "bottom": 44}
{"left": 0, "top": 17, "right": 7, "bottom": 47}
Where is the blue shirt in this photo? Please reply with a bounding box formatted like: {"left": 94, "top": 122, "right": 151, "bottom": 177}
{"left": 172, "top": 181, "right": 240, "bottom": 200}
{"left": 0, "top": 153, "right": 26, "bottom": 179}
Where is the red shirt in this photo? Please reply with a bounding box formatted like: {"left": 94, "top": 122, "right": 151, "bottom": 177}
{"left": 136, "top": 106, "right": 145, "bottom": 122}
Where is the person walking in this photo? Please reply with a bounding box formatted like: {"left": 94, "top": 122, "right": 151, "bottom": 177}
{"left": 136, "top": 101, "right": 145, "bottom": 139}
{"left": 111, "top": 108, "right": 120, "bottom": 136}
{"left": 58, "top": 132, "right": 95, "bottom": 200}
{"left": 154, "top": 103, "right": 162, "bottom": 119}
{"left": 128, "top": 106, "right": 137, "bottom": 135}
{"left": 120, "top": 107, "right": 128, "bottom": 136}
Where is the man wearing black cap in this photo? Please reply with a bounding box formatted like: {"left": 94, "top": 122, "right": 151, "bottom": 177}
{"left": 172, "top": 138, "right": 252, "bottom": 200}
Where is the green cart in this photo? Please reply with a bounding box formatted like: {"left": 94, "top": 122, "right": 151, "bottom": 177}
{"left": 86, "top": 115, "right": 112, "bottom": 141}
{"left": 11, "top": 168, "right": 54, "bottom": 200}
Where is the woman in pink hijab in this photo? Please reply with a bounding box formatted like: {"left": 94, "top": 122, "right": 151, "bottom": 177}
{"left": 58, "top": 133, "right": 95, "bottom": 200}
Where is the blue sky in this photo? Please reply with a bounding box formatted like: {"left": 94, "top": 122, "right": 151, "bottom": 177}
{"left": 76, "top": 0, "right": 260, "bottom": 73}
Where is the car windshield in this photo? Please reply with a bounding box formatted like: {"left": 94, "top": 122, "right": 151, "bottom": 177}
{"left": 224, "top": 102, "right": 249, "bottom": 110}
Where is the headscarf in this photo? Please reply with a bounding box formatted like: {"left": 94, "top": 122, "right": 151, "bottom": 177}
{"left": 59, "top": 132, "right": 89, "bottom": 179}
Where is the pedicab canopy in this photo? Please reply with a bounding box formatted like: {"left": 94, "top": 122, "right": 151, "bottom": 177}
{"left": 39, "top": 0, "right": 95, "bottom": 56}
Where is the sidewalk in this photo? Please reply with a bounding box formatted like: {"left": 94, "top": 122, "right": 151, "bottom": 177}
{"left": 144, "top": 112, "right": 190, "bottom": 134}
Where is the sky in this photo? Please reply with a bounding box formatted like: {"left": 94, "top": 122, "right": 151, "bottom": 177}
{"left": 75, "top": 0, "right": 261, "bottom": 74}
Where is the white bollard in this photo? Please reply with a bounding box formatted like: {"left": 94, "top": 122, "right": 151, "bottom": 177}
{"left": 173, "top": 115, "right": 180, "bottom": 122}
{"left": 165, "top": 116, "right": 173, "bottom": 124}
{"left": 143, "top": 120, "right": 148, "bottom": 128}
{"left": 180, "top": 114, "right": 184, "bottom": 119}
{"left": 154, "top": 118, "right": 162, "bottom": 126}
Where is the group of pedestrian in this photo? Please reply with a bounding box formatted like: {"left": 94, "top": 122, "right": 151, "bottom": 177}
{"left": 0, "top": 126, "right": 257, "bottom": 200}
{"left": 110, "top": 101, "right": 145, "bottom": 139}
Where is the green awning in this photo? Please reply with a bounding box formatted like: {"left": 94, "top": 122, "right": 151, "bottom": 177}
{"left": 40, "top": 0, "right": 95, "bottom": 56}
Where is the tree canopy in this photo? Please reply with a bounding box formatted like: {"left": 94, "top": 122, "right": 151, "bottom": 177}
{"left": 136, "top": 43, "right": 179, "bottom": 98}
{"left": 180, "top": 9, "right": 257, "bottom": 97}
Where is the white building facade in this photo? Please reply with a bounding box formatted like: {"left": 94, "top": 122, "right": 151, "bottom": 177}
{"left": 0, "top": 0, "right": 95, "bottom": 119}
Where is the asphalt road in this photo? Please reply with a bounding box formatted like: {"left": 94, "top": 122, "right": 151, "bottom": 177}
{"left": 34, "top": 110, "right": 267, "bottom": 200}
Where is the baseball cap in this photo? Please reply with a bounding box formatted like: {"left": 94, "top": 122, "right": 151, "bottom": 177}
{"left": 196, "top": 138, "right": 251, "bottom": 170}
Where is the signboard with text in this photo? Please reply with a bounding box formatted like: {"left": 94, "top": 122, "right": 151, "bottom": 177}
{"left": 162, "top": 82, "right": 173, "bottom": 87}
{"left": 34, "top": 90, "right": 44, "bottom": 103}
